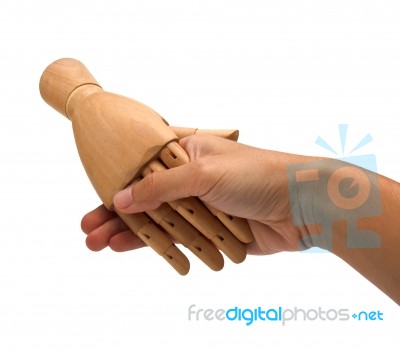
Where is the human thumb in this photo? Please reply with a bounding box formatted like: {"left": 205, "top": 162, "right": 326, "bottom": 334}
{"left": 113, "top": 162, "right": 205, "bottom": 213}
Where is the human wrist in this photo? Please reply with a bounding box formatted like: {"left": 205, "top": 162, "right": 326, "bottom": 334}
{"left": 287, "top": 157, "right": 380, "bottom": 251}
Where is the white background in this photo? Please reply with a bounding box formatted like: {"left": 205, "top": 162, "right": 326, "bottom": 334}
{"left": 0, "top": 0, "right": 399, "bottom": 350}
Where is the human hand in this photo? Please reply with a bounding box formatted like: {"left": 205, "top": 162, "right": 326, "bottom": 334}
{"left": 82, "top": 135, "right": 317, "bottom": 255}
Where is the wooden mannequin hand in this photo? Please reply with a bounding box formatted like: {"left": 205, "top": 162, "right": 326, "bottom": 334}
{"left": 82, "top": 135, "right": 316, "bottom": 255}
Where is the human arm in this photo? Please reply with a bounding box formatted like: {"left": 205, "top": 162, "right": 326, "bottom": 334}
{"left": 82, "top": 135, "right": 400, "bottom": 304}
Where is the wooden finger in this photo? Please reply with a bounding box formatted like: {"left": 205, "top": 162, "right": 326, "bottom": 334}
{"left": 147, "top": 203, "right": 224, "bottom": 271}
{"left": 116, "top": 211, "right": 190, "bottom": 275}
{"left": 170, "top": 127, "right": 239, "bottom": 141}
{"left": 202, "top": 203, "right": 254, "bottom": 244}
{"left": 144, "top": 160, "right": 247, "bottom": 264}
{"left": 159, "top": 141, "right": 254, "bottom": 244}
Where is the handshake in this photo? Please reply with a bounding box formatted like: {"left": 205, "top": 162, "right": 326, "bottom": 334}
{"left": 40, "top": 59, "right": 254, "bottom": 275}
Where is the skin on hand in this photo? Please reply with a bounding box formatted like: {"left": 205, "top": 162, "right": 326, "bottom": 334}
{"left": 82, "top": 135, "right": 315, "bottom": 255}
{"left": 81, "top": 135, "right": 400, "bottom": 304}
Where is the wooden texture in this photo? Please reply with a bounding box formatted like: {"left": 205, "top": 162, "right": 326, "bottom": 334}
{"left": 117, "top": 211, "right": 190, "bottom": 275}
{"left": 40, "top": 58, "right": 252, "bottom": 274}
{"left": 159, "top": 141, "right": 254, "bottom": 243}
{"left": 143, "top": 160, "right": 247, "bottom": 263}
{"left": 146, "top": 202, "right": 224, "bottom": 271}
{"left": 170, "top": 127, "right": 239, "bottom": 141}
{"left": 39, "top": 58, "right": 100, "bottom": 118}
{"left": 40, "top": 59, "right": 177, "bottom": 209}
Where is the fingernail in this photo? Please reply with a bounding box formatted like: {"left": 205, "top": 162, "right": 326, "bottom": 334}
{"left": 114, "top": 188, "right": 133, "bottom": 209}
